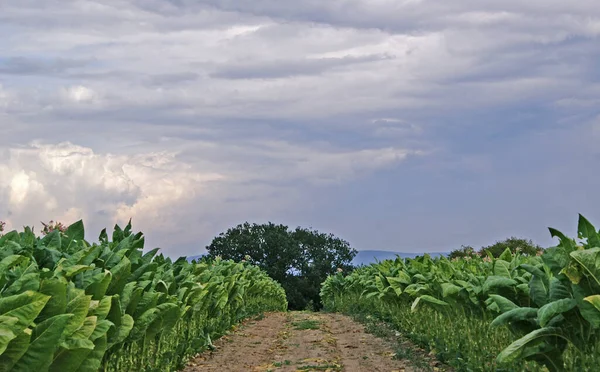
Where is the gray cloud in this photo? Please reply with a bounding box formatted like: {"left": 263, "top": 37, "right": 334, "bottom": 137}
{"left": 0, "top": 57, "right": 90, "bottom": 76}
{"left": 210, "top": 54, "right": 392, "bottom": 79}
{"left": 1, "top": 1, "right": 599, "bottom": 256}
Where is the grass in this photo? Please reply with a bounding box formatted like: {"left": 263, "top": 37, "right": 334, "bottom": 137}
{"left": 292, "top": 319, "right": 321, "bottom": 330}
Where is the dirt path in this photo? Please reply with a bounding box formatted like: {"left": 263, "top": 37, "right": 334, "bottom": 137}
{"left": 184, "top": 311, "right": 426, "bottom": 372}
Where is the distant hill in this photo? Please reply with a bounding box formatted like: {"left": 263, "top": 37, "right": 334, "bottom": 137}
{"left": 351, "top": 250, "right": 449, "bottom": 266}
{"left": 185, "top": 250, "right": 450, "bottom": 266}
{"left": 186, "top": 254, "right": 204, "bottom": 262}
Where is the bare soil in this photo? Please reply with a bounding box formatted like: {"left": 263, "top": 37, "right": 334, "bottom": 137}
{"left": 184, "top": 311, "right": 434, "bottom": 372}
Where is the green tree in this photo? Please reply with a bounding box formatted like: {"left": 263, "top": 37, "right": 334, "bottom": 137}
{"left": 448, "top": 245, "right": 478, "bottom": 260}
{"left": 206, "top": 222, "right": 357, "bottom": 310}
{"left": 478, "top": 236, "right": 543, "bottom": 258}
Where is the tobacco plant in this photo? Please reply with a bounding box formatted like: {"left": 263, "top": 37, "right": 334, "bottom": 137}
{"left": 0, "top": 220, "right": 287, "bottom": 371}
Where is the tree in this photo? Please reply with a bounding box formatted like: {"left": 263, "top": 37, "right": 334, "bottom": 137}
{"left": 448, "top": 245, "right": 477, "bottom": 260}
{"left": 479, "top": 236, "right": 543, "bottom": 258}
{"left": 206, "top": 222, "right": 357, "bottom": 310}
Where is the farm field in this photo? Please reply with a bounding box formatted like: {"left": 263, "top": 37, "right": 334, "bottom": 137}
{"left": 185, "top": 311, "right": 444, "bottom": 371}
{"left": 320, "top": 215, "right": 600, "bottom": 371}
{"left": 0, "top": 221, "right": 287, "bottom": 371}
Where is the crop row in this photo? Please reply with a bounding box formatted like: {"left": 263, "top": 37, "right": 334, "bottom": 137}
{"left": 0, "top": 220, "right": 287, "bottom": 371}
{"left": 320, "top": 215, "right": 600, "bottom": 371}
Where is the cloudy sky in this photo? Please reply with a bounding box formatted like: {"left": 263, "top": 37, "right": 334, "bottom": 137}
{"left": 1, "top": 1, "right": 599, "bottom": 257}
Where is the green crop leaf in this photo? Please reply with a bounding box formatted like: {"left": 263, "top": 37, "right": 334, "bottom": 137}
{"left": 0, "top": 291, "right": 50, "bottom": 331}
{"left": 90, "top": 319, "right": 113, "bottom": 341}
{"left": 38, "top": 278, "right": 68, "bottom": 321}
{"left": 12, "top": 314, "right": 73, "bottom": 372}
{"left": 578, "top": 214, "right": 600, "bottom": 248}
{"left": 491, "top": 307, "right": 538, "bottom": 327}
{"left": 128, "top": 308, "right": 159, "bottom": 342}
{"left": 88, "top": 296, "right": 111, "bottom": 321}
{"left": 64, "top": 295, "right": 92, "bottom": 336}
{"left": 496, "top": 327, "right": 568, "bottom": 368}
{"left": 85, "top": 270, "right": 112, "bottom": 301}
{"left": 411, "top": 295, "right": 448, "bottom": 313}
{"left": 76, "top": 334, "right": 107, "bottom": 372}
{"left": 530, "top": 276, "right": 549, "bottom": 307}
{"left": 386, "top": 277, "right": 405, "bottom": 296}
{"left": 0, "top": 329, "right": 31, "bottom": 371}
{"left": 107, "top": 314, "right": 133, "bottom": 348}
{"left": 64, "top": 220, "right": 85, "bottom": 250}
{"left": 105, "top": 257, "right": 131, "bottom": 296}
{"left": 0, "top": 316, "right": 19, "bottom": 354}
{"left": 441, "top": 283, "right": 461, "bottom": 298}
{"left": 585, "top": 295, "right": 600, "bottom": 312}
{"left": 570, "top": 248, "right": 600, "bottom": 287}
{"left": 498, "top": 248, "right": 513, "bottom": 262}
{"left": 548, "top": 278, "right": 571, "bottom": 302}
{"left": 538, "top": 299, "right": 577, "bottom": 327}
{"left": 41, "top": 231, "right": 62, "bottom": 251}
{"left": 483, "top": 276, "right": 517, "bottom": 293}
{"left": 494, "top": 259, "right": 512, "bottom": 278}
{"left": 488, "top": 294, "right": 519, "bottom": 313}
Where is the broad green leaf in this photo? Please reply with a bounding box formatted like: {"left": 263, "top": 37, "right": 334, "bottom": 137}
{"left": 496, "top": 327, "right": 568, "bottom": 365}
{"left": 488, "top": 294, "right": 519, "bottom": 313}
{"left": 520, "top": 264, "right": 548, "bottom": 284}
{"left": 494, "top": 260, "right": 511, "bottom": 278}
{"left": 89, "top": 296, "right": 111, "bottom": 321}
{"left": 585, "top": 295, "right": 600, "bottom": 312}
{"left": 107, "top": 314, "right": 133, "bottom": 347}
{"left": 105, "top": 257, "right": 131, "bottom": 296}
{"left": 69, "top": 316, "right": 97, "bottom": 341}
{"left": 548, "top": 278, "right": 571, "bottom": 302}
{"left": 90, "top": 319, "right": 113, "bottom": 341}
{"left": 543, "top": 246, "right": 571, "bottom": 276}
{"left": 411, "top": 295, "right": 448, "bottom": 313}
{"left": 530, "top": 276, "right": 549, "bottom": 307}
{"left": 48, "top": 347, "right": 92, "bottom": 372}
{"left": 573, "top": 284, "right": 600, "bottom": 328}
{"left": 0, "top": 316, "right": 19, "bottom": 354}
{"left": 38, "top": 277, "right": 68, "bottom": 321}
{"left": 491, "top": 307, "right": 538, "bottom": 327}
{"left": 0, "top": 256, "right": 29, "bottom": 276}
{"left": 538, "top": 299, "right": 577, "bottom": 327}
{"left": 4, "top": 270, "right": 40, "bottom": 296}
{"left": 483, "top": 276, "right": 517, "bottom": 293}
{"left": 41, "top": 230, "right": 61, "bottom": 251}
{"left": 85, "top": 270, "right": 112, "bottom": 300}
{"left": 0, "top": 291, "right": 50, "bottom": 331}
{"left": 498, "top": 249, "right": 513, "bottom": 262}
{"left": 386, "top": 277, "right": 405, "bottom": 296}
{"left": 76, "top": 334, "right": 107, "bottom": 372}
{"left": 570, "top": 248, "right": 600, "bottom": 287}
{"left": 578, "top": 214, "right": 600, "bottom": 248}
{"left": 0, "top": 329, "right": 31, "bottom": 371}
{"left": 64, "top": 295, "right": 92, "bottom": 336}
{"left": 441, "top": 283, "right": 461, "bottom": 298}
{"left": 128, "top": 308, "right": 159, "bottom": 341}
{"left": 12, "top": 314, "right": 73, "bottom": 372}
{"left": 548, "top": 227, "right": 576, "bottom": 253}
{"left": 64, "top": 220, "right": 85, "bottom": 250}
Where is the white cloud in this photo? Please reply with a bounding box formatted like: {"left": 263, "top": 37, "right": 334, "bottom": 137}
{"left": 1, "top": 0, "right": 599, "bottom": 255}
{"left": 63, "top": 85, "right": 97, "bottom": 103}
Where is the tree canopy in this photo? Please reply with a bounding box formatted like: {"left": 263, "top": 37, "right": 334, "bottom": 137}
{"left": 206, "top": 222, "right": 357, "bottom": 310}
{"left": 449, "top": 237, "right": 543, "bottom": 259}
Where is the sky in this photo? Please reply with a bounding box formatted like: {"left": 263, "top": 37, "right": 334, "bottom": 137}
{"left": 1, "top": 1, "right": 599, "bottom": 258}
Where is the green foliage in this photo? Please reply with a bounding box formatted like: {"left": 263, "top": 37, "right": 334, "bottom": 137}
{"left": 449, "top": 237, "right": 543, "bottom": 260}
{"left": 206, "top": 222, "right": 357, "bottom": 310}
{"left": 321, "top": 214, "right": 600, "bottom": 371}
{"left": 481, "top": 237, "right": 543, "bottom": 258}
{"left": 0, "top": 220, "right": 287, "bottom": 371}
